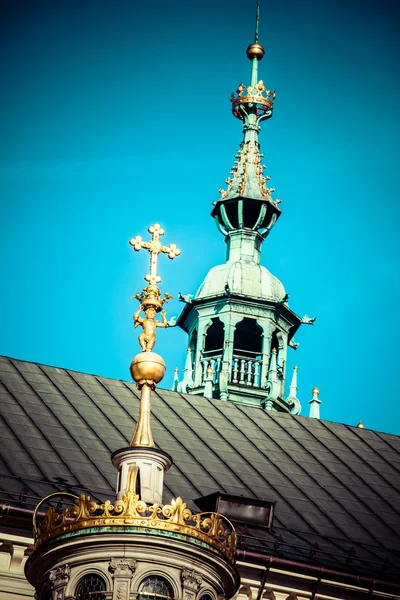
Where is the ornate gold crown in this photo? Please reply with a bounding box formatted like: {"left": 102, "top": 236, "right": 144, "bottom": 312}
{"left": 230, "top": 81, "right": 276, "bottom": 120}
{"left": 33, "top": 491, "right": 237, "bottom": 564}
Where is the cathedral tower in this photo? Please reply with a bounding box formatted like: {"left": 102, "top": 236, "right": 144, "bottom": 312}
{"left": 177, "top": 3, "right": 313, "bottom": 412}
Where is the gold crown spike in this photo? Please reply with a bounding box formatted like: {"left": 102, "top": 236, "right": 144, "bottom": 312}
{"left": 230, "top": 81, "right": 276, "bottom": 121}
{"left": 129, "top": 223, "right": 180, "bottom": 447}
{"left": 32, "top": 490, "right": 237, "bottom": 563}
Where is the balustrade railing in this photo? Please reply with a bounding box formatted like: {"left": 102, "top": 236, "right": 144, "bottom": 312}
{"left": 200, "top": 352, "right": 262, "bottom": 388}
{"left": 200, "top": 355, "right": 221, "bottom": 383}
{"left": 230, "top": 355, "right": 261, "bottom": 387}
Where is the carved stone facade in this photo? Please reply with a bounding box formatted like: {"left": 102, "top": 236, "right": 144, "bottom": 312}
{"left": 181, "top": 568, "right": 203, "bottom": 600}
{"left": 25, "top": 531, "right": 238, "bottom": 600}
{"left": 109, "top": 559, "right": 136, "bottom": 600}
{"left": 49, "top": 564, "right": 70, "bottom": 600}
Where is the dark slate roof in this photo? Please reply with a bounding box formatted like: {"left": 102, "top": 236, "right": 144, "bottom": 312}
{"left": 1, "top": 355, "right": 400, "bottom": 581}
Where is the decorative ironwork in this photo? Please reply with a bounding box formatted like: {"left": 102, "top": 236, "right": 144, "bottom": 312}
{"left": 138, "top": 576, "right": 173, "bottom": 600}
{"left": 34, "top": 491, "right": 236, "bottom": 564}
{"left": 75, "top": 574, "right": 107, "bottom": 600}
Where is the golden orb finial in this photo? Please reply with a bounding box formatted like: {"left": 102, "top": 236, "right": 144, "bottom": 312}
{"left": 129, "top": 222, "right": 180, "bottom": 447}
{"left": 246, "top": 42, "right": 265, "bottom": 61}
{"left": 357, "top": 421, "right": 365, "bottom": 429}
{"left": 130, "top": 351, "right": 166, "bottom": 388}
{"left": 312, "top": 386, "right": 320, "bottom": 396}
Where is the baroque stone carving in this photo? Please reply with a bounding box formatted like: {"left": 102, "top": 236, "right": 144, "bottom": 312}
{"left": 181, "top": 569, "right": 203, "bottom": 600}
{"left": 117, "top": 582, "right": 128, "bottom": 600}
{"left": 181, "top": 568, "right": 202, "bottom": 592}
{"left": 109, "top": 558, "right": 136, "bottom": 577}
{"left": 49, "top": 564, "right": 70, "bottom": 588}
{"left": 49, "top": 564, "right": 70, "bottom": 600}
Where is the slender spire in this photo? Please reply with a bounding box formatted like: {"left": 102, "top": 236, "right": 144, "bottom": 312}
{"left": 213, "top": 0, "right": 280, "bottom": 239}
{"left": 248, "top": 0, "right": 264, "bottom": 86}
{"left": 285, "top": 366, "right": 302, "bottom": 415}
{"left": 172, "top": 367, "right": 179, "bottom": 391}
{"left": 177, "top": 348, "right": 194, "bottom": 393}
{"left": 254, "top": 0, "right": 260, "bottom": 43}
{"left": 289, "top": 365, "right": 298, "bottom": 397}
{"left": 309, "top": 386, "right": 321, "bottom": 419}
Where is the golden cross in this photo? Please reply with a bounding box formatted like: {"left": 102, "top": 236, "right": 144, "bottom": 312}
{"left": 129, "top": 223, "right": 180, "bottom": 285}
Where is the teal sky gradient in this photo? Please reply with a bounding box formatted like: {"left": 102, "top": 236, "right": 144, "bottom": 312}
{"left": 1, "top": 0, "right": 399, "bottom": 433}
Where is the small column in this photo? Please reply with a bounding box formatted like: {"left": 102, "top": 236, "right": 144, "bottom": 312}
{"left": 194, "top": 321, "right": 208, "bottom": 387}
{"left": 260, "top": 325, "right": 272, "bottom": 387}
{"left": 109, "top": 559, "right": 136, "bottom": 600}
{"left": 219, "top": 340, "right": 231, "bottom": 401}
{"left": 309, "top": 386, "right": 321, "bottom": 419}
{"left": 204, "top": 365, "right": 214, "bottom": 398}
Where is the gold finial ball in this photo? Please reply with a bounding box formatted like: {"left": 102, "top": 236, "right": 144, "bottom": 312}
{"left": 246, "top": 43, "right": 265, "bottom": 61}
{"left": 312, "top": 386, "right": 320, "bottom": 396}
{"left": 130, "top": 352, "right": 166, "bottom": 385}
{"left": 357, "top": 421, "right": 365, "bottom": 429}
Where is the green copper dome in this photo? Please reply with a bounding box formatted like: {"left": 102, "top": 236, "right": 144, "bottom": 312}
{"left": 195, "top": 260, "right": 285, "bottom": 302}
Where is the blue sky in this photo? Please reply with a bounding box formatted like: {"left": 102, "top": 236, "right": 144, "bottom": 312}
{"left": 1, "top": 0, "right": 399, "bottom": 433}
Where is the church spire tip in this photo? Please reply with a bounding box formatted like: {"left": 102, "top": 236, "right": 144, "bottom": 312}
{"left": 246, "top": 0, "right": 265, "bottom": 68}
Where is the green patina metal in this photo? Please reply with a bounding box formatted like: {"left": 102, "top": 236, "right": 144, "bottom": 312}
{"left": 176, "top": 1, "right": 311, "bottom": 415}
{"left": 44, "top": 525, "right": 214, "bottom": 553}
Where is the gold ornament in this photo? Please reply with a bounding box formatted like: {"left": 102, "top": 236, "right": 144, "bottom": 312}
{"left": 33, "top": 491, "right": 237, "bottom": 564}
{"left": 246, "top": 43, "right": 265, "bottom": 60}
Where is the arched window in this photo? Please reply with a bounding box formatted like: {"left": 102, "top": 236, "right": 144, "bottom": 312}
{"left": 234, "top": 318, "right": 262, "bottom": 358}
{"left": 75, "top": 574, "right": 107, "bottom": 600}
{"left": 204, "top": 319, "right": 224, "bottom": 356}
{"left": 189, "top": 328, "right": 198, "bottom": 355}
{"left": 138, "top": 576, "right": 173, "bottom": 600}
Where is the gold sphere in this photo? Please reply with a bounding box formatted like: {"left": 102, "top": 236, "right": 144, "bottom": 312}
{"left": 246, "top": 43, "right": 265, "bottom": 61}
{"left": 312, "top": 386, "right": 320, "bottom": 396}
{"left": 130, "top": 352, "right": 166, "bottom": 384}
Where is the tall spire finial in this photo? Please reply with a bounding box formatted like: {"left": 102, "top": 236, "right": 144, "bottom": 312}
{"left": 246, "top": 0, "right": 265, "bottom": 87}
{"left": 129, "top": 222, "right": 180, "bottom": 447}
{"left": 254, "top": 0, "right": 260, "bottom": 43}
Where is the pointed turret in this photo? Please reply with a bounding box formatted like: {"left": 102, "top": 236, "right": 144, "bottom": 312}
{"left": 213, "top": 0, "right": 279, "bottom": 242}
{"left": 309, "top": 386, "right": 321, "bottom": 419}
{"left": 177, "top": 348, "right": 194, "bottom": 392}
{"left": 172, "top": 367, "right": 179, "bottom": 391}
{"left": 285, "top": 366, "right": 302, "bottom": 415}
{"left": 177, "top": 2, "right": 313, "bottom": 411}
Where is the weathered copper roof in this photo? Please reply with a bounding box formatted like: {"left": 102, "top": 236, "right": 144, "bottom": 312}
{"left": 1, "top": 355, "right": 400, "bottom": 580}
